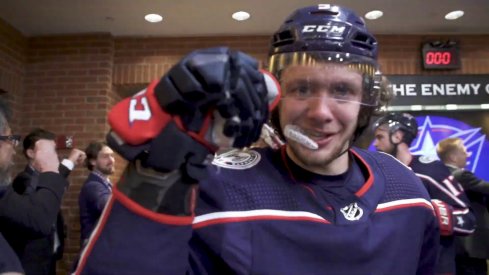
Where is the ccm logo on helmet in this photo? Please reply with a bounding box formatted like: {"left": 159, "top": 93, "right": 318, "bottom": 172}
{"left": 302, "top": 25, "right": 346, "bottom": 34}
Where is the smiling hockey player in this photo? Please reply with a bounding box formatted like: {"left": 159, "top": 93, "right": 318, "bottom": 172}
{"left": 76, "top": 4, "right": 439, "bottom": 274}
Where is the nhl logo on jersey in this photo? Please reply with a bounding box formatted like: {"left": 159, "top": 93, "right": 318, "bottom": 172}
{"left": 212, "top": 149, "right": 261, "bottom": 170}
{"left": 340, "top": 202, "right": 363, "bottom": 221}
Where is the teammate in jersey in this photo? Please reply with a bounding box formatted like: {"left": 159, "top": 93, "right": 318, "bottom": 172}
{"left": 75, "top": 4, "right": 440, "bottom": 274}
{"left": 373, "top": 112, "right": 476, "bottom": 275}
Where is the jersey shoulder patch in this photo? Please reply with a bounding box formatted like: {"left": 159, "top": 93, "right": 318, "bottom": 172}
{"left": 212, "top": 149, "right": 261, "bottom": 170}
{"left": 418, "top": 155, "right": 438, "bottom": 164}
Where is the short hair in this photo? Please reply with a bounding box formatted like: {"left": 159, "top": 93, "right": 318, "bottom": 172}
{"left": 85, "top": 141, "right": 107, "bottom": 171}
{"left": 22, "top": 128, "right": 56, "bottom": 158}
{"left": 0, "top": 97, "right": 12, "bottom": 134}
{"left": 436, "top": 137, "right": 464, "bottom": 163}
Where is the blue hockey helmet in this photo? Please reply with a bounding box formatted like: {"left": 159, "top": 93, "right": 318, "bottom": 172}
{"left": 269, "top": 4, "right": 377, "bottom": 60}
{"left": 373, "top": 113, "right": 418, "bottom": 145}
{"left": 268, "top": 4, "right": 383, "bottom": 141}
{"left": 268, "top": 4, "right": 378, "bottom": 83}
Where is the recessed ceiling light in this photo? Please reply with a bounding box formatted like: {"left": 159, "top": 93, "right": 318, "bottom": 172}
{"left": 145, "top": 13, "right": 163, "bottom": 23}
{"left": 364, "top": 10, "right": 383, "bottom": 20}
{"left": 481, "top": 104, "right": 489, "bottom": 109}
{"left": 232, "top": 11, "right": 250, "bottom": 21}
{"left": 445, "top": 10, "right": 464, "bottom": 20}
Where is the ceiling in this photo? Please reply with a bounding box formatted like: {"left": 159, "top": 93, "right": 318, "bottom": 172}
{"left": 1, "top": 0, "right": 489, "bottom": 37}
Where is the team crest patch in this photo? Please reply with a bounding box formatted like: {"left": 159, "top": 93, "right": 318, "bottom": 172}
{"left": 340, "top": 202, "right": 363, "bottom": 221}
{"left": 212, "top": 149, "right": 261, "bottom": 170}
{"left": 419, "top": 155, "right": 437, "bottom": 164}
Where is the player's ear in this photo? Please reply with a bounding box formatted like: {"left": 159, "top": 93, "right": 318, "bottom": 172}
{"left": 90, "top": 159, "right": 97, "bottom": 168}
{"left": 26, "top": 148, "right": 35, "bottom": 160}
{"left": 451, "top": 148, "right": 464, "bottom": 161}
{"left": 392, "top": 130, "right": 403, "bottom": 144}
{"left": 448, "top": 152, "right": 457, "bottom": 162}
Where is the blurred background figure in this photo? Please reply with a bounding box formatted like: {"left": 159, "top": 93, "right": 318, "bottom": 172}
{"left": 0, "top": 98, "right": 71, "bottom": 275}
{"left": 78, "top": 141, "right": 114, "bottom": 247}
{"left": 437, "top": 137, "right": 489, "bottom": 275}
{"left": 373, "top": 112, "right": 476, "bottom": 275}
{"left": 3, "top": 128, "right": 85, "bottom": 275}
{"left": 0, "top": 97, "right": 23, "bottom": 274}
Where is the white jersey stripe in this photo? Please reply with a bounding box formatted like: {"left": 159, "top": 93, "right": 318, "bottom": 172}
{"left": 454, "top": 227, "right": 475, "bottom": 234}
{"left": 453, "top": 208, "right": 469, "bottom": 215}
{"left": 194, "top": 209, "right": 326, "bottom": 225}
{"left": 193, "top": 198, "right": 433, "bottom": 228}
{"left": 376, "top": 198, "right": 433, "bottom": 211}
{"left": 416, "top": 173, "right": 467, "bottom": 207}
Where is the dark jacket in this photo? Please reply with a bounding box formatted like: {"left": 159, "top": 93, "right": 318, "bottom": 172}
{"left": 0, "top": 232, "right": 22, "bottom": 273}
{"left": 0, "top": 171, "right": 68, "bottom": 274}
{"left": 79, "top": 172, "right": 112, "bottom": 244}
{"left": 1, "top": 165, "right": 70, "bottom": 275}
{"left": 449, "top": 166, "right": 489, "bottom": 259}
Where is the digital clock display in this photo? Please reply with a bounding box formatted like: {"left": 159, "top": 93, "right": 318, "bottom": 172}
{"left": 422, "top": 42, "right": 461, "bottom": 70}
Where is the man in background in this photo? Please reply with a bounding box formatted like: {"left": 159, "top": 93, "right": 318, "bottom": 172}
{"left": 437, "top": 137, "right": 489, "bottom": 275}
{"left": 78, "top": 141, "right": 114, "bottom": 246}
{"left": 3, "top": 128, "right": 85, "bottom": 275}
{"left": 0, "top": 98, "right": 69, "bottom": 274}
{"left": 373, "top": 112, "right": 476, "bottom": 275}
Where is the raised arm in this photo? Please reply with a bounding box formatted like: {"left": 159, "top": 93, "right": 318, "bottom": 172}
{"left": 76, "top": 47, "right": 279, "bottom": 275}
{"left": 0, "top": 140, "right": 68, "bottom": 236}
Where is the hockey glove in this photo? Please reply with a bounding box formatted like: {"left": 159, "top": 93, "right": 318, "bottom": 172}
{"left": 431, "top": 199, "right": 454, "bottom": 236}
{"left": 107, "top": 47, "right": 280, "bottom": 214}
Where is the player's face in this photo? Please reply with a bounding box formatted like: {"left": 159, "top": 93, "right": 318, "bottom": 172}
{"left": 373, "top": 127, "right": 395, "bottom": 155}
{"left": 93, "top": 146, "right": 115, "bottom": 176}
{"left": 278, "top": 63, "right": 363, "bottom": 174}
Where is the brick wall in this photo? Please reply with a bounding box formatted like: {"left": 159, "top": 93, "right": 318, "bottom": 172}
{"left": 112, "top": 36, "right": 269, "bottom": 87}
{"left": 1, "top": 16, "right": 489, "bottom": 274}
{"left": 377, "top": 35, "right": 489, "bottom": 74}
{"left": 0, "top": 18, "right": 26, "bottom": 158}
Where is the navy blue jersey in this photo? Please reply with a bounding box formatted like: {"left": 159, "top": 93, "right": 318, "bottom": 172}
{"left": 78, "top": 147, "right": 439, "bottom": 275}
{"left": 409, "top": 155, "right": 476, "bottom": 274}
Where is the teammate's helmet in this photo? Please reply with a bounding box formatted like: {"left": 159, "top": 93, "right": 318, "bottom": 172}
{"left": 373, "top": 113, "right": 418, "bottom": 145}
{"left": 268, "top": 4, "right": 383, "bottom": 141}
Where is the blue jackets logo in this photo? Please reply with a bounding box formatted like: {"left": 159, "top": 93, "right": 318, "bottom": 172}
{"left": 212, "top": 149, "right": 261, "bottom": 170}
{"left": 340, "top": 202, "right": 363, "bottom": 221}
{"left": 410, "top": 116, "right": 488, "bottom": 181}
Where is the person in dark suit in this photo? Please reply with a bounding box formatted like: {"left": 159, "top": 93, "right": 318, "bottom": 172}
{"left": 71, "top": 141, "right": 114, "bottom": 273}
{"left": 3, "top": 128, "right": 86, "bottom": 275}
{"left": 0, "top": 98, "right": 69, "bottom": 275}
{"left": 437, "top": 137, "right": 489, "bottom": 275}
{"left": 78, "top": 141, "right": 114, "bottom": 247}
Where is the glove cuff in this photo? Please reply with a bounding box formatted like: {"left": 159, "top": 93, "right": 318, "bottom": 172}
{"left": 113, "top": 187, "right": 194, "bottom": 225}
{"left": 117, "top": 160, "right": 198, "bottom": 216}
{"left": 431, "top": 199, "right": 454, "bottom": 236}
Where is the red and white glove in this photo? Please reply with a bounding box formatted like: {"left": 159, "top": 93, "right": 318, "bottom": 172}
{"left": 106, "top": 47, "right": 280, "bottom": 215}
{"left": 431, "top": 199, "right": 454, "bottom": 236}
{"left": 108, "top": 47, "right": 280, "bottom": 178}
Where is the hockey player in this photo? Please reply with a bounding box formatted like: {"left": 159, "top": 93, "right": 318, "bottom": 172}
{"left": 373, "top": 112, "right": 476, "bottom": 275}
{"left": 76, "top": 4, "right": 439, "bottom": 274}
